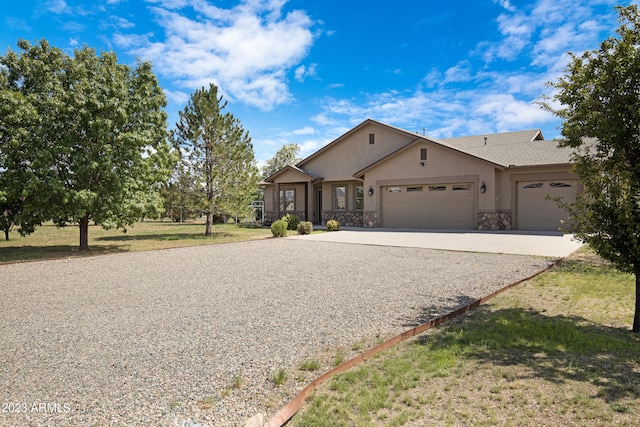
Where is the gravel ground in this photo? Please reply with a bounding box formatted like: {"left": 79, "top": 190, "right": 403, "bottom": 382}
{"left": 0, "top": 238, "right": 554, "bottom": 427}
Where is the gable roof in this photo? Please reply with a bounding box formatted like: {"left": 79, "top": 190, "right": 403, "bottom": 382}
{"left": 296, "top": 119, "right": 416, "bottom": 168}
{"left": 262, "top": 165, "right": 323, "bottom": 184}
{"left": 353, "top": 135, "right": 506, "bottom": 179}
{"left": 266, "top": 119, "right": 575, "bottom": 184}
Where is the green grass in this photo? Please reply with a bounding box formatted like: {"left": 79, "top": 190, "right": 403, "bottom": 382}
{"left": 299, "top": 359, "right": 321, "bottom": 372}
{"left": 290, "top": 249, "right": 640, "bottom": 426}
{"left": 0, "top": 220, "right": 272, "bottom": 263}
{"left": 271, "top": 369, "right": 288, "bottom": 387}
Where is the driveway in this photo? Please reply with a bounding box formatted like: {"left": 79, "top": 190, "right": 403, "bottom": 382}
{"left": 288, "top": 228, "right": 583, "bottom": 257}
{"left": 0, "top": 238, "right": 555, "bottom": 427}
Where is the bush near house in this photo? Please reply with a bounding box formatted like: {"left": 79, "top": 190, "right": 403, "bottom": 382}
{"left": 297, "top": 221, "right": 313, "bottom": 235}
{"left": 281, "top": 213, "right": 300, "bottom": 231}
{"left": 271, "top": 219, "right": 288, "bottom": 237}
{"left": 326, "top": 220, "right": 340, "bottom": 231}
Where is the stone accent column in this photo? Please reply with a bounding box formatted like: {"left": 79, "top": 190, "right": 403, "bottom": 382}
{"left": 364, "top": 211, "right": 378, "bottom": 228}
{"left": 477, "top": 212, "right": 512, "bottom": 230}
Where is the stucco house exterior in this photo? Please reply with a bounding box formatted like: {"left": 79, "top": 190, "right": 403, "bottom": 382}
{"left": 261, "top": 119, "right": 579, "bottom": 232}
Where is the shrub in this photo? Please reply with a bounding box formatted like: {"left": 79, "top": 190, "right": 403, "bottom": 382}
{"left": 326, "top": 219, "right": 340, "bottom": 231}
{"left": 271, "top": 219, "right": 288, "bottom": 237}
{"left": 271, "top": 368, "right": 287, "bottom": 386}
{"left": 297, "top": 221, "right": 313, "bottom": 235}
{"left": 281, "top": 213, "right": 300, "bottom": 230}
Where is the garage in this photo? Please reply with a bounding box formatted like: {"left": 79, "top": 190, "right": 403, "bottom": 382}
{"left": 517, "top": 181, "right": 577, "bottom": 231}
{"left": 382, "top": 183, "right": 475, "bottom": 229}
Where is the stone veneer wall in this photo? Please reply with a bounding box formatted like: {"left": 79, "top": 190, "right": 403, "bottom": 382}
{"left": 321, "top": 211, "right": 364, "bottom": 227}
{"left": 477, "top": 212, "right": 512, "bottom": 231}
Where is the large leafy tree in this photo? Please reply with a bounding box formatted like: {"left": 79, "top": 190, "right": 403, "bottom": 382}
{"left": 173, "top": 84, "right": 259, "bottom": 236}
{"left": 544, "top": 5, "right": 640, "bottom": 332}
{"left": 262, "top": 143, "right": 301, "bottom": 178}
{"left": 0, "top": 85, "right": 41, "bottom": 240}
{"left": 0, "top": 39, "right": 175, "bottom": 250}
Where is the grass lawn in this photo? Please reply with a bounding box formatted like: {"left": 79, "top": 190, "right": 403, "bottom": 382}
{"left": 0, "top": 220, "right": 273, "bottom": 263}
{"left": 290, "top": 249, "right": 640, "bottom": 426}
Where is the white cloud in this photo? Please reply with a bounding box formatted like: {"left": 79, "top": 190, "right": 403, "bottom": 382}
{"left": 294, "top": 63, "right": 317, "bottom": 82}
{"left": 481, "top": 0, "right": 617, "bottom": 65}
{"left": 43, "top": 0, "right": 71, "bottom": 14}
{"left": 493, "top": 0, "right": 516, "bottom": 12}
{"left": 443, "top": 61, "right": 472, "bottom": 83}
{"left": 472, "top": 94, "right": 554, "bottom": 131}
{"left": 117, "top": 0, "right": 315, "bottom": 110}
{"left": 292, "top": 126, "right": 315, "bottom": 135}
{"left": 163, "top": 88, "right": 190, "bottom": 105}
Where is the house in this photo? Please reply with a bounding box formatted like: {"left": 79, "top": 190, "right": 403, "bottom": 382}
{"left": 261, "top": 119, "right": 579, "bottom": 232}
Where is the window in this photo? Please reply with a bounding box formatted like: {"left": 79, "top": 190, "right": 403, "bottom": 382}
{"left": 369, "top": 133, "right": 375, "bottom": 144}
{"left": 334, "top": 186, "right": 346, "bottom": 210}
{"left": 406, "top": 186, "right": 423, "bottom": 192}
{"left": 279, "top": 189, "right": 295, "bottom": 211}
{"left": 355, "top": 186, "right": 364, "bottom": 210}
{"left": 523, "top": 183, "right": 543, "bottom": 189}
{"left": 420, "top": 148, "right": 427, "bottom": 161}
{"left": 550, "top": 182, "right": 572, "bottom": 188}
{"left": 452, "top": 184, "right": 470, "bottom": 191}
{"left": 386, "top": 187, "right": 402, "bottom": 193}
{"left": 429, "top": 185, "right": 446, "bottom": 191}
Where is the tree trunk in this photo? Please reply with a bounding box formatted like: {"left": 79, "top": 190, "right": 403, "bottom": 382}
{"left": 205, "top": 211, "right": 212, "bottom": 236}
{"left": 634, "top": 270, "right": 640, "bottom": 333}
{"left": 3, "top": 228, "right": 8, "bottom": 241}
{"left": 79, "top": 216, "right": 90, "bottom": 251}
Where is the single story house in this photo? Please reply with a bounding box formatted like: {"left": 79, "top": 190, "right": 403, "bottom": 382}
{"left": 261, "top": 119, "right": 579, "bottom": 232}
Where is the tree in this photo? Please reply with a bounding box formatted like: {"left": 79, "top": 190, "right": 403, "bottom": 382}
{"left": 173, "top": 84, "right": 259, "bottom": 236}
{"left": 262, "top": 143, "right": 301, "bottom": 178}
{"left": 0, "top": 39, "right": 176, "bottom": 250}
{"left": 0, "top": 84, "right": 41, "bottom": 240}
{"left": 160, "top": 168, "right": 198, "bottom": 222}
{"left": 543, "top": 5, "right": 640, "bottom": 332}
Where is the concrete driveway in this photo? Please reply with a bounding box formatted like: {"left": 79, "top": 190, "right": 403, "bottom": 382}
{"left": 289, "top": 228, "right": 583, "bottom": 258}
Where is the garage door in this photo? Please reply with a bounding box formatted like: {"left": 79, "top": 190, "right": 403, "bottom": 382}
{"left": 382, "top": 183, "right": 474, "bottom": 229}
{"left": 517, "top": 181, "right": 577, "bottom": 231}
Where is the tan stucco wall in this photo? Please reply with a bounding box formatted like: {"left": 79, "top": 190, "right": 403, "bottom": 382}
{"left": 301, "top": 123, "right": 416, "bottom": 181}
{"left": 273, "top": 169, "right": 310, "bottom": 183}
{"left": 362, "top": 141, "right": 496, "bottom": 212}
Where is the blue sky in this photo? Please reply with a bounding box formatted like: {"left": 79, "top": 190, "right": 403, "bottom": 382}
{"left": 0, "top": 0, "right": 634, "bottom": 165}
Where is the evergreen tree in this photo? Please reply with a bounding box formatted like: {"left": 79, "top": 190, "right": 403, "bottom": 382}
{"left": 173, "top": 84, "right": 259, "bottom": 236}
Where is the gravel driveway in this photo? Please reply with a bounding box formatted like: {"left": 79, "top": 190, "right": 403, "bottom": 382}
{"left": 0, "top": 238, "right": 553, "bottom": 426}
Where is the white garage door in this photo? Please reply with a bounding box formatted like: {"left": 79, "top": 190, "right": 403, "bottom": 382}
{"left": 517, "top": 181, "right": 577, "bottom": 231}
{"left": 382, "top": 183, "right": 474, "bottom": 229}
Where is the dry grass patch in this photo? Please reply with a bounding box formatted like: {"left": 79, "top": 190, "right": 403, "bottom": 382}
{"left": 0, "top": 221, "right": 272, "bottom": 263}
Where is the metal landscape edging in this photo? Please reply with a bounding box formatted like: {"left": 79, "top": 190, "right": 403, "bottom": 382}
{"left": 257, "top": 256, "right": 565, "bottom": 427}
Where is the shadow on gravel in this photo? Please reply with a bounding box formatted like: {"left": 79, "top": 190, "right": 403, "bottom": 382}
{"left": 399, "top": 295, "right": 478, "bottom": 328}
{"left": 415, "top": 305, "right": 640, "bottom": 404}
{"left": 0, "top": 244, "right": 127, "bottom": 263}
